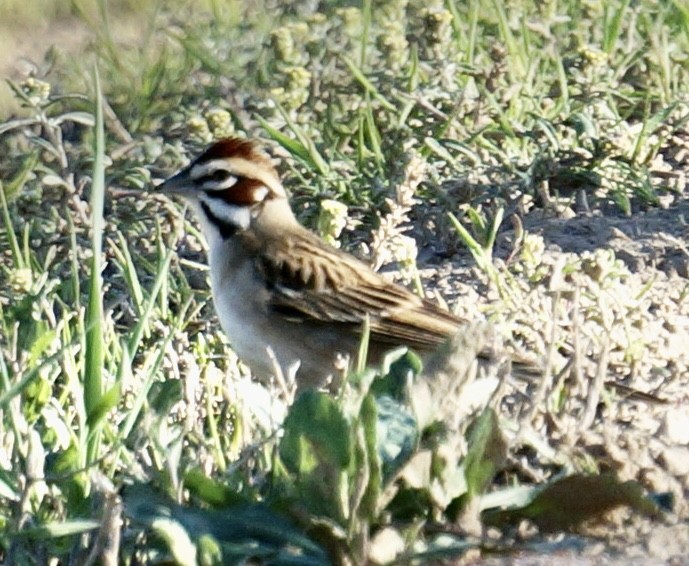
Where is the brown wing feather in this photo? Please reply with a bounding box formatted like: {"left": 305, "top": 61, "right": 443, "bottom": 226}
{"left": 254, "top": 230, "right": 462, "bottom": 350}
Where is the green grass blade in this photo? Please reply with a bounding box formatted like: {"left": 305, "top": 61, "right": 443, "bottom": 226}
{"left": 360, "top": 0, "right": 371, "bottom": 67}
{"left": 112, "top": 232, "right": 144, "bottom": 314}
{"left": 11, "top": 520, "right": 100, "bottom": 538}
{"left": 127, "top": 249, "right": 173, "bottom": 359}
{"left": 603, "top": 0, "right": 632, "bottom": 54}
{"left": 84, "top": 65, "right": 107, "bottom": 465}
{"left": 2, "top": 152, "right": 39, "bottom": 200}
{"left": 341, "top": 56, "right": 396, "bottom": 112}
{"left": 0, "top": 342, "right": 77, "bottom": 410}
{"left": 0, "top": 182, "right": 23, "bottom": 270}
{"left": 120, "top": 299, "right": 191, "bottom": 441}
{"left": 258, "top": 115, "right": 330, "bottom": 175}
{"left": 491, "top": 0, "right": 524, "bottom": 79}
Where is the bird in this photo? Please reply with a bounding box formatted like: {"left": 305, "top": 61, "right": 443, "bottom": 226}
{"left": 155, "top": 137, "right": 510, "bottom": 391}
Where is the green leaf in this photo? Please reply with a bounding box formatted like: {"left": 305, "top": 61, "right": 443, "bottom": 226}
{"left": 356, "top": 393, "right": 381, "bottom": 521}
{"left": 28, "top": 328, "right": 58, "bottom": 367}
{"left": 371, "top": 350, "right": 422, "bottom": 401}
{"left": 2, "top": 151, "right": 39, "bottom": 201}
{"left": 523, "top": 474, "right": 660, "bottom": 532}
{"left": 0, "top": 342, "right": 76, "bottom": 410}
{"left": 463, "top": 408, "right": 506, "bottom": 499}
{"left": 52, "top": 111, "right": 95, "bottom": 127}
{"left": 375, "top": 396, "right": 418, "bottom": 482}
{"left": 340, "top": 56, "right": 395, "bottom": 112}
{"left": 568, "top": 111, "right": 598, "bottom": 139}
{"left": 197, "top": 534, "right": 222, "bottom": 566}
{"left": 279, "top": 391, "right": 352, "bottom": 520}
{"left": 0, "top": 468, "right": 19, "bottom": 501}
{"left": 84, "top": 64, "right": 107, "bottom": 464}
{"left": 150, "top": 517, "right": 198, "bottom": 566}
{"left": 86, "top": 381, "right": 121, "bottom": 430}
{"left": 280, "top": 391, "right": 351, "bottom": 475}
{"left": 0, "top": 175, "right": 26, "bottom": 270}
{"left": 23, "top": 377, "right": 52, "bottom": 421}
{"left": 484, "top": 474, "right": 661, "bottom": 532}
{"left": 11, "top": 519, "right": 100, "bottom": 539}
{"left": 257, "top": 116, "right": 330, "bottom": 175}
{"left": 184, "top": 469, "right": 248, "bottom": 508}
{"left": 123, "top": 483, "right": 328, "bottom": 565}
{"left": 424, "top": 137, "right": 462, "bottom": 171}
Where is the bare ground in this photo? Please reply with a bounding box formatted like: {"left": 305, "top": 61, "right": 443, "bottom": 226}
{"left": 422, "top": 199, "right": 689, "bottom": 564}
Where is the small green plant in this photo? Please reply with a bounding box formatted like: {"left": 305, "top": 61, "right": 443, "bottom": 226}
{"left": 448, "top": 207, "right": 510, "bottom": 298}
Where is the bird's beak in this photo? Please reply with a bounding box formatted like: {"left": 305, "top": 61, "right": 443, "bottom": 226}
{"left": 155, "top": 168, "right": 193, "bottom": 197}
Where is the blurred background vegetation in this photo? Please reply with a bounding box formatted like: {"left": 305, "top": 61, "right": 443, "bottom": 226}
{"left": 0, "top": 0, "right": 232, "bottom": 115}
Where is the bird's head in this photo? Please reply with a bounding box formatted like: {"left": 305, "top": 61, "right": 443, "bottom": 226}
{"left": 157, "top": 137, "right": 294, "bottom": 240}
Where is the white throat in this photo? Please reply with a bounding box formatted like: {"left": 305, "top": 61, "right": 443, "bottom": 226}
{"left": 192, "top": 196, "right": 252, "bottom": 248}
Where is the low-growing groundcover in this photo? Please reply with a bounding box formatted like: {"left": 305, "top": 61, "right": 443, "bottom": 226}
{"left": 1, "top": 0, "right": 689, "bottom": 563}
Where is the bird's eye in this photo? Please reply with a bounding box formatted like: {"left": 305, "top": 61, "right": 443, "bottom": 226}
{"left": 207, "top": 169, "right": 231, "bottom": 183}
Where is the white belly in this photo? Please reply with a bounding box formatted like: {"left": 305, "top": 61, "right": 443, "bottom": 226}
{"left": 208, "top": 243, "right": 305, "bottom": 381}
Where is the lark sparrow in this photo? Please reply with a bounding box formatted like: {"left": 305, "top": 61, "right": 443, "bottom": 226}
{"left": 156, "top": 138, "right": 490, "bottom": 390}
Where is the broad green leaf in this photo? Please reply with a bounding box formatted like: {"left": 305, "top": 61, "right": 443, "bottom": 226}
{"left": 484, "top": 474, "right": 661, "bottom": 532}
{"left": 375, "top": 396, "right": 418, "bottom": 482}
{"left": 522, "top": 474, "right": 660, "bottom": 532}
{"left": 124, "top": 483, "right": 328, "bottom": 564}
{"left": 370, "top": 350, "right": 422, "bottom": 401}
{"left": 463, "top": 408, "right": 507, "bottom": 499}
{"left": 184, "top": 469, "right": 248, "bottom": 507}
{"left": 279, "top": 391, "right": 352, "bottom": 521}
{"left": 280, "top": 391, "right": 351, "bottom": 474}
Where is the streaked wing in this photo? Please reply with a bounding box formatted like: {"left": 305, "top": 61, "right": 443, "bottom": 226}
{"left": 255, "top": 231, "right": 461, "bottom": 350}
